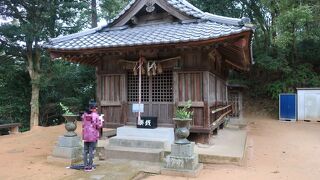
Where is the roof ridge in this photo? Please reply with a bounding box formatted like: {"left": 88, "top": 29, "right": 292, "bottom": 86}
{"left": 167, "top": 0, "right": 204, "bottom": 17}
{"left": 203, "top": 12, "right": 252, "bottom": 27}
{"left": 203, "top": 13, "right": 241, "bottom": 25}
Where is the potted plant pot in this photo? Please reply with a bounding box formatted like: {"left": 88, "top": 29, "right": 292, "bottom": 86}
{"left": 63, "top": 114, "right": 79, "bottom": 137}
{"left": 173, "top": 118, "right": 192, "bottom": 144}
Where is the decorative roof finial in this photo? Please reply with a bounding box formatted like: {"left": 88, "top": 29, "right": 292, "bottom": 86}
{"left": 146, "top": 0, "right": 155, "bottom": 13}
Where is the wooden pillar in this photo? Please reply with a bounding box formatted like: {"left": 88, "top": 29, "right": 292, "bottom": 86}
{"left": 173, "top": 71, "right": 179, "bottom": 117}
{"left": 96, "top": 59, "right": 102, "bottom": 113}
{"left": 120, "top": 74, "right": 127, "bottom": 125}
{"left": 202, "top": 71, "right": 210, "bottom": 129}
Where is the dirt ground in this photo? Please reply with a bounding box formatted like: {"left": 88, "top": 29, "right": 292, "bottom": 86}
{"left": 1, "top": 117, "right": 320, "bottom": 180}
{"left": 0, "top": 123, "right": 82, "bottom": 180}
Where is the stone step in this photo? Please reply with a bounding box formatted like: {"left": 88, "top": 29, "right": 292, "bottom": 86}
{"left": 109, "top": 136, "right": 166, "bottom": 149}
{"left": 116, "top": 126, "right": 174, "bottom": 145}
{"left": 102, "top": 128, "right": 117, "bottom": 138}
{"left": 105, "top": 145, "right": 164, "bottom": 162}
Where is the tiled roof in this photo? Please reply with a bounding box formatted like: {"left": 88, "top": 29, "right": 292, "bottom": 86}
{"left": 44, "top": 20, "right": 251, "bottom": 50}
{"left": 44, "top": 0, "right": 254, "bottom": 51}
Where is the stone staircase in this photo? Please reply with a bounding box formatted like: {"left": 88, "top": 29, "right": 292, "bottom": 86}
{"left": 105, "top": 126, "right": 174, "bottom": 163}
{"left": 105, "top": 137, "right": 165, "bottom": 162}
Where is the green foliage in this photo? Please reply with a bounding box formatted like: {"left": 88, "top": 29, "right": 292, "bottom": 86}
{"left": 0, "top": 51, "right": 30, "bottom": 130}
{"left": 175, "top": 100, "right": 193, "bottom": 120}
{"left": 221, "top": 0, "right": 320, "bottom": 107}
{"left": 275, "top": 6, "right": 313, "bottom": 52}
{"left": 188, "top": 0, "right": 243, "bottom": 17}
{"left": 39, "top": 59, "right": 95, "bottom": 126}
{"left": 59, "top": 103, "right": 74, "bottom": 115}
{"left": 0, "top": 0, "right": 94, "bottom": 128}
{"left": 0, "top": 49, "right": 96, "bottom": 128}
{"left": 255, "top": 53, "right": 290, "bottom": 72}
{"left": 100, "top": 0, "right": 129, "bottom": 21}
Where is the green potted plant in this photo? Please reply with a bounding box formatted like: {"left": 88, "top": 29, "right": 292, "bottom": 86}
{"left": 60, "top": 102, "right": 78, "bottom": 137}
{"left": 173, "top": 100, "right": 193, "bottom": 144}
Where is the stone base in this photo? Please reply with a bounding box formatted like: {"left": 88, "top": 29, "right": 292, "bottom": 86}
{"left": 171, "top": 143, "right": 194, "bottom": 157}
{"left": 47, "top": 155, "right": 82, "bottom": 166}
{"left": 165, "top": 154, "right": 199, "bottom": 170}
{"left": 52, "top": 146, "right": 82, "bottom": 159}
{"left": 161, "top": 163, "right": 203, "bottom": 178}
{"left": 47, "top": 135, "right": 82, "bottom": 166}
{"left": 96, "top": 139, "right": 107, "bottom": 160}
{"left": 165, "top": 143, "right": 198, "bottom": 170}
{"left": 57, "top": 135, "right": 82, "bottom": 147}
{"left": 117, "top": 126, "right": 174, "bottom": 145}
{"left": 163, "top": 142, "right": 202, "bottom": 177}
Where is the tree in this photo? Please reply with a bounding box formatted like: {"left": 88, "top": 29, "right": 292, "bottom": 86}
{"left": 0, "top": 50, "right": 31, "bottom": 130}
{"left": 39, "top": 58, "right": 96, "bottom": 127}
{"left": 0, "top": 0, "right": 90, "bottom": 129}
{"left": 100, "top": 0, "right": 129, "bottom": 21}
{"left": 191, "top": 0, "right": 320, "bottom": 104}
{"left": 91, "top": 0, "right": 98, "bottom": 28}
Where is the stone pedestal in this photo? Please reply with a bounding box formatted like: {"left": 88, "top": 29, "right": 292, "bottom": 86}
{"left": 162, "top": 142, "right": 203, "bottom": 177}
{"left": 47, "top": 136, "right": 82, "bottom": 166}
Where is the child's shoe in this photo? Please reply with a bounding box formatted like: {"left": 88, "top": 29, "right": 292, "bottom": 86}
{"left": 84, "top": 166, "right": 93, "bottom": 172}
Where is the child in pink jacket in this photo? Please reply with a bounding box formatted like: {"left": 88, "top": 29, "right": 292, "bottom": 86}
{"left": 82, "top": 104, "right": 103, "bottom": 172}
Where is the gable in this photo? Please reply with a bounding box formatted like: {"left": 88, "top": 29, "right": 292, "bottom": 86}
{"left": 109, "top": 0, "right": 202, "bottom": 27}
{"left": 127, "top": 4, "right": 180, "bottom": 26}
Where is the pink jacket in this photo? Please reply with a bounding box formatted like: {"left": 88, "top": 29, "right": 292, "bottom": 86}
{"left": 82, "top": 112, "right": 103, "bottom": 142}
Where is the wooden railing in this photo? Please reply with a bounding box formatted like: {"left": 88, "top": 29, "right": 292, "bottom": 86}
{"left": 210, "top": 104, "right": 233, "bottom": 130}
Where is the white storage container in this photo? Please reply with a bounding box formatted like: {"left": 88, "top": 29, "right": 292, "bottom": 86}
{"left": 297, "top": 88, "right": 320, "bottom": 121}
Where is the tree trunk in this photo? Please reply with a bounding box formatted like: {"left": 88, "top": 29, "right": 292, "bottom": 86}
{"left": 292, "top": 23, "right": 297, "bottom": 64}
{"left": 30, "top": 76, "right": 40, "bottom": 127}
{"left": 270, "top": 0, "right": 279, "bottom": 51}
{"left": 91, "top": 0, "right": 98, "bottom": 28}
{"left": 27, "top": 40, "right": 41, "bottom": 129}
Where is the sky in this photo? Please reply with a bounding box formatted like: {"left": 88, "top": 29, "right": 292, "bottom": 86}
{"left": 0, "top": 18, "right": 11, "bottom": 24}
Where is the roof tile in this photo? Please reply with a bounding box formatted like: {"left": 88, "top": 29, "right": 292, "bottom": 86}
{"left": 44, "top": 0, "right": 253, "bottom": 50}
{"left": 45, "top": 21, "right": 251, "bottom": 50}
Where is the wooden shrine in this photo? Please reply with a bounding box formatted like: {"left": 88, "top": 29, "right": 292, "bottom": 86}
{"left": 45, "top": 0, "right": 254, "bottom": 142}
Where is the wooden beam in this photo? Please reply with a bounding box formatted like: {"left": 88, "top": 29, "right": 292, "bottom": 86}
{"left": 177, "top": 101, "right": 204, "bottom": 107}
{"left": 157, "top": 0, "right": 192, "bottom": 21}
{"left": 111, "top": 0, "right": 147, "bottom": 27}
{"left": 101, "top": 101, "right": 122, "bottom": 106}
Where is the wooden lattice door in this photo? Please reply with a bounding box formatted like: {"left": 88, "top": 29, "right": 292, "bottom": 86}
{"left": 127, "top": 70, "right": 174, "bottom": 127}
{"left": 228, "top": 92, "right": 242, "bottom": 118}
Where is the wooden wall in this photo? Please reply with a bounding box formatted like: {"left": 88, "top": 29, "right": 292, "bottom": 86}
{"left": 97, "top": 58, "right": 127, "bottom": 128}
{"left": 177, "top": 72, "right": 203, "bottom": 102}
{"left": 173, "top": 50, "right": 228, "bottom": 133}
{"left": 97, "top": 48, "right": 228, "bottom": 130}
